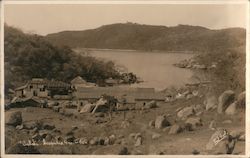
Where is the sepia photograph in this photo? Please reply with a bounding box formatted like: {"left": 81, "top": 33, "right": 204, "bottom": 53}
{"left": 1, "top": 0, "right": 248, "bottom": 156}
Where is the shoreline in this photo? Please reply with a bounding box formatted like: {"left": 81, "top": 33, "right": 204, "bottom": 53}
{"left": 74, "top": 48, "right": 198, "bottom": 54}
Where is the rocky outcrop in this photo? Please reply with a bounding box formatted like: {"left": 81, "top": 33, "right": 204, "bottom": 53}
{"left": 155, "top": 115, "right": 171, "bottom": 129}
{"left": 237, "top": 91, "right": 245, "bottom": 109}
{"left": 152, "top": 133, "right": 161, "bottom": 139}
{"left": 168, "top": 124, "right": 182, "bottom": 134}
{"left": 217, "top": 90, "right": 235, "bottom": 114}
{"left": 177, "top": 107, "right": 194, "bottom": 120}
{"left": 80, "top": 103, "right": 95, "bottom": 113}
{"left": 185, "top": 117, "right": 202, "bottom": 131}
{"left": 148, "top": 120, "right": 155, "bottom": 128}
{"left": 205, "top": 95, "right": 217, "bottom": 111}
{"left": 144, "top": 100, "right": 157, "bottom": 109}
{"left": 225, "top": 102, "right": 237, "bottom": 115}
{"left": 206, "top": 129, "right": 236, "bottom": 154}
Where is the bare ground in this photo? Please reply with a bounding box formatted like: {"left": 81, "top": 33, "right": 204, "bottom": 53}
{"left": 4, "top": 95, "right": 245, "bottom": 155}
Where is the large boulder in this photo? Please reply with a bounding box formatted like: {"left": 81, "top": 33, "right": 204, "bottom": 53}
{"left": 211, "top": 138, "right": 236, "bottom": 154}
{"left": 229, "top": 130, "right": 244, "bottom": 140}
{"left": 80, "top": 103, "right": 95, "bottom": 113}
{"left": 89, "top": 137, "right": 99, "bottom": 145}
{"left": 134, "top": 137, "right": 142, "bottom": 147}
{"left": 206, "top": 129, "right": 236, "bottom": 154}
{"left": 65, "top": 135, "right": 76, "bottom": 143}
{"left": 32, "top": 133, "right": 43, "bottom": 142}
{"left": 121, "top": 120, "right": 130, "bottom": 129}
{"left": 6, "top": 111, "right": 22, "bottom": 127}
{"left": 53, "top": 106, "right": 61, "bottom": 112}
{"left": 191, "top": 104, "right": 204, "bottom": 113}
{"left": 237, "top": 91, "right": 245, "bottom": 109}
{"left": 205, "top": 95, "right": 217, "bottom": 111}
{"left": 185, "top": 117, "right": 202, "bottom": 131}
{"left": 145, "top": 100, "right": 157, "bottom": 109}
{"left": 44, "top": 134, "right": 54, "bottom": 142}
{"left": 177, "top": 107, "right": 194, "bottom": 120}
{"left": 117, "top": 146, "right": 129, "bottom": 155}
{"left": 155, "top": 115, "right": 170, "bottom": 129}
{"left": 23, "top": 121, "right": 38, "bottom": 130}
{"left": 148, "top": 120, "right": 155, "bottom": 128}
{"left": 79, "top": 137, "right": 89, "bottom": 145}
{"left": 43, "top": 123, "right": 55, "bottom": 130}
{"left": 217, "top": 90, "right": 235, "bottom": 114}
{"left": 209, "top": 120, "right": 217, "bottom": 130}
{"left": 168, "top": 124, "right": 182, "bottom": 134}
{"left": 225, "top": 102, "right": 237, "bottom": 115}
{"left": 152, "top": 133, "right": 161, "bottom": 139}
{"left": 109, "top": 134, "right": 116, "bottom": 145}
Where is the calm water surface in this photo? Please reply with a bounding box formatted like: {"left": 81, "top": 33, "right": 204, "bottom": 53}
{"left": 77, "top": 49, "right": 194, "bottom": 91}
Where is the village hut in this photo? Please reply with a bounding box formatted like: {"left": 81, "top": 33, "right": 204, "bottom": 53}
{"left": 14, "top": 78, "right": 71, "bottom": 99}
{"left": 71, "top": 76, "right": 96, "bottom": 90}
{"left": 104, "top": 78, "right": 118, "bottom": 86}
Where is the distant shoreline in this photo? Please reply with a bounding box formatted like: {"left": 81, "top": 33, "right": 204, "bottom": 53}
{"left": 73, "top": 48, "right": 198, "bottom": 54}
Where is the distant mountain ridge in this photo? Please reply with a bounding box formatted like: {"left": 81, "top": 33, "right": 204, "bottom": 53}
{"left": 45, "top": 23, "right": 246, "bottom": 52}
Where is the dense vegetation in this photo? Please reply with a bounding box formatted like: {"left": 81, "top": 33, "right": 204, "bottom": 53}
{"left": 46, "top": 23, "right": 245, "bottom": 52}
{"left": 195, "top": 47, "right": 245, "bottom": 96}
{"left": 5, "top": 23, "right": 246, "bottom": 96}
{"left": 4, "top": 25, "right": 121, "bottom": 92}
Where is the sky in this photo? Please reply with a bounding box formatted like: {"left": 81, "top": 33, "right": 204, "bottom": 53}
{"left": 4, "top": 3, "right": 247, "bottom": 36}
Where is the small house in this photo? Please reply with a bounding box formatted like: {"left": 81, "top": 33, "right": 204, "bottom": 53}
{"left": 14, "top": 78, "right": 71, "bottom": 98}
{"left": 105, "top": 78, "right": 118, "bottom": 86}
{"left": 71, "top": 76, "right": 96, "bottom": 90}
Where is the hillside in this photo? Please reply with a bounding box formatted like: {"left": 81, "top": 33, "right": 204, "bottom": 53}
{"left": 4, "top": 25, "right": 121, "bottom": 92}
{"left": 45, "top": 23, "right": 246, "bottom": 52}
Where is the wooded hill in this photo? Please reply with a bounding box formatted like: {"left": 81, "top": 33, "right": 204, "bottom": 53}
{"left": 4, "top": 25, "right": 120, "bottom": 92}
{"left": 45, "top": 23, "right": 246, "bottom": 52}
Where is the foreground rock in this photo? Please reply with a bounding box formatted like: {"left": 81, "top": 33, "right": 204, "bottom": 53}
{"left": 185, "top": 117, "right": 202, "bottom": 131}
{"left": 118, "top": 147, "right": 129, "bottom": 155}
{"left": 80, "top": 103, "right": 95, "bottom": 113}
{"left": 134, "top": 137, "right": 142, "bottom": 147}
{"left": 168, "top": 124, "right": 182, "bottom": 134}
{"left": 177, "top": 107, "right": 194, "bottom": 120}
{"left": 144, "top": 100, "right": 157, "bottom": 109}
{"left": 209, "top": 120, "right": 217, "bottom": 130}
{"left": 89, "top": 137, "right": 99, "bottom": 145}
{"left": 217, "top": 90, "right": 235, "bottom": 114}
{"left": 148, "top": 120, "right": 155, "bottom": 128}
{"left": 152, "top": 133, "right": 161, "bottom": 139}
{"left": 237, "top": 91, "right": 245, "bottom": 109}
{"left": 206, "top": 129, "right": 236, "bottom": 154}
{"left": 225, "top": 102, "right": 237, "bottom": 115}
{"left": 229, "top": 130, "right": 244, "bottom": 140}
{"left": 121, "top": 120, "right": 130, "bottom": 129}
{"left": 6, "top": 111, "right": 22, "bottom": 127}
{"left": 205, "top": 95, "right": 217, "bottom": 111}
{"left": 155, "top": 115, "right": 171, "bottom": 129}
